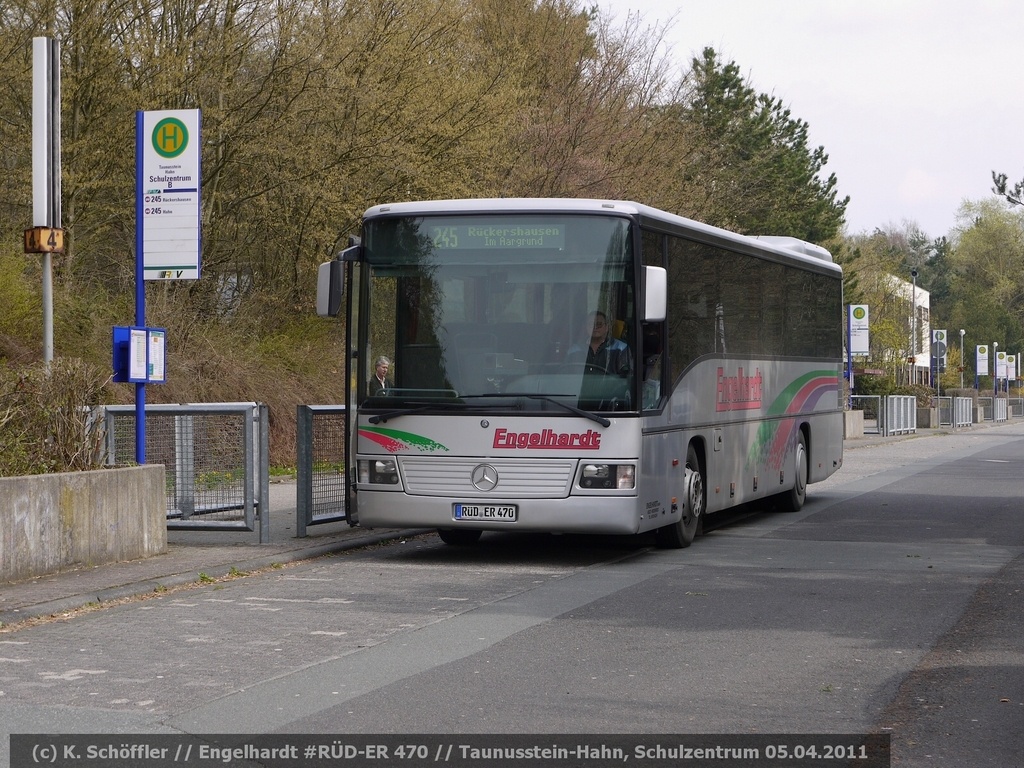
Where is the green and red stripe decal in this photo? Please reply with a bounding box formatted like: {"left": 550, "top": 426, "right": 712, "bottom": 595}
{"left": 748, "top": 371, "right": 839, "bottom": 470}
{"left": 359, "top": 426, "right": 449, "bottom": 453}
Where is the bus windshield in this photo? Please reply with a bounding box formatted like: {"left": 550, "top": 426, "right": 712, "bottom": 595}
{"left": 360, "top": 213, "right": 637, "bottom": 414}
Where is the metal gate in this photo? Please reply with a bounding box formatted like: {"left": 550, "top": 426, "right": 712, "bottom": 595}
{"left": 849, "top": 395, "right": 881, "bottom": 434}
{"left": 296, "top": 405, "right": 350, "bottom": 536}
{"left": 103, "top": 403, "right": 270, "bottom": 541}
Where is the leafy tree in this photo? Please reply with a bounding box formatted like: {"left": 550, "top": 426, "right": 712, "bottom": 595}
{"left": 924, "top": 236, "right": 952, "bottom": 318}
{"left": 664, "top": 48, "right": 848, "bottom": 241}
{"left": 464, "top": 0, "right": 679, "bottom": 199}
{"left": 840, "top": 224, "right": 942, "bottom": 386}
{"left": 947, "top": 199, "right": 1024, "bottom": 354}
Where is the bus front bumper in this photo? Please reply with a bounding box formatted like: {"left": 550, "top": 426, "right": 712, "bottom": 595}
{"left": 355, "top": 492, "right": 644, "bottom": 536}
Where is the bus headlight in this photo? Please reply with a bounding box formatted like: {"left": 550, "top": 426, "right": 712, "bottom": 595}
{"left": 581, "top": 464, "right": 635, "bottom": 490}
{"left": 358, "top": 458, "right": 399, "bottom": 485}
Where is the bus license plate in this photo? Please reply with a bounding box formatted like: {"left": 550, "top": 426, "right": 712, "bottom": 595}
{"left": 453, "top": 503, "right": 518, "bottom": 522}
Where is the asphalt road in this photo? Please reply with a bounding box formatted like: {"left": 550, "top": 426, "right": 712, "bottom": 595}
{"left": 2, "top": 424, "right": 1022, "bottom": 767}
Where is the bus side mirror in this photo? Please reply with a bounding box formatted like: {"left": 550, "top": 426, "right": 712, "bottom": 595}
{"left": 316, "top": 242, "right": 361, "bottom": 317}
{"left": 642, "top": 266, "right": 667, "bottom": 322}
{"left": 316, "top": 260, "right": 343, "bottom": 317}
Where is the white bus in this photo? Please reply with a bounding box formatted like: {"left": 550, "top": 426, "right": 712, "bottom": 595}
{"left": 317, "top": 198, "right": 844, "bottom": 547}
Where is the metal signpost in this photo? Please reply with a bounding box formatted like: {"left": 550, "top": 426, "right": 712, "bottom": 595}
{"left": 138, "top": 109, "right": 202, "bottom": 281}
{"left": 25, "top": 37, "right": 63, "bottom": 365}
{"left": 932, "top": 329, "right": 946, "bottom": 399}
{"left": 847, "top": 304, "right": 869, "bottom": 408}
{"left": 125, "top": 109, "right": 201, "bottom": 463}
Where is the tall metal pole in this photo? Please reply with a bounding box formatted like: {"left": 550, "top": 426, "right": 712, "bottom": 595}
{"left": 910, "top": 269, "right": 918, "bottom": 386}
{"left": 846, "top": 306, "right": 853, "bottom": 409}
{"left": 959, "top": 330, "right": 965, "bottom": 389}
{"left": 32, "top": 37, "right": 60, "bottom": 365}
{"left": 993, "top": 342, "right": 999, "bottom": 401}
{"left": 135, "top": 112, "right": 146, "bottom": 465}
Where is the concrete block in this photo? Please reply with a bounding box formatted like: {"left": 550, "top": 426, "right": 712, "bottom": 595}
{"left": 844, "top": 409, "right": 864, "bottom": 438}
{"left": 0, "top": 465, "right": 167, "bottom": 584}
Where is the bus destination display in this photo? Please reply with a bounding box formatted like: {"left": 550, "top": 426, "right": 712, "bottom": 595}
{"left": 430, "top": 224, "right": 565, "bottom": 250}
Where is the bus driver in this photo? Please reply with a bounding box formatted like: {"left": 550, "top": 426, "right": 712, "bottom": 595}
{"left": 566, "top": 311, "right": 632, "bottom": 376}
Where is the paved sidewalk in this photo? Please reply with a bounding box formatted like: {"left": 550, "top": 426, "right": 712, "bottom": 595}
{"left": 0, "top": 424, "right": 993, "bottom": 630}
{"left": 0, "top": 480, "right": 426, "bottom": 629}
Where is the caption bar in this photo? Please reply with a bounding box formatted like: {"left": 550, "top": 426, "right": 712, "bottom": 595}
{"left": 11, "top": 734, "right": 890, "bottom": 767}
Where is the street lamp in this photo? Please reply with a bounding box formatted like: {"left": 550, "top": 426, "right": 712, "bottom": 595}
{"left": 959, "top": 329, "right": 965, "bottom": 389}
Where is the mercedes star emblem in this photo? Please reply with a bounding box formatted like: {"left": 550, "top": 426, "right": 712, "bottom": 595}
{"left": 471, "top": 464, "right": 499, "bottom": 492}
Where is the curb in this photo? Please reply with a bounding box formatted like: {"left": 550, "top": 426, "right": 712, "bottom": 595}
{"left": 0, "top": 529, "right": 429, "bottom": 630}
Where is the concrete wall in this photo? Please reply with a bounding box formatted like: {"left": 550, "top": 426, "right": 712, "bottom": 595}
{"left": 1, "top": 465, "right": 167, "bottom": 585}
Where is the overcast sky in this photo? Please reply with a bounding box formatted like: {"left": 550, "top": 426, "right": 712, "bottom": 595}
{"left": 599, "top": 0, "right": 1023, "bottom": 239}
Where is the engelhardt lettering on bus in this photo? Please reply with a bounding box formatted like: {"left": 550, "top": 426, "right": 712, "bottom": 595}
{"left": 492, "top": 428, "right": 602, "bottom": 449}
{"left": 716, "top": 366, "right": 763, "bottom": 412}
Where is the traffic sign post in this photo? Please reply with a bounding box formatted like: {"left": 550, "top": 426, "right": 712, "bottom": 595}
{"left": 127, "top": 109, "right": 201, "bottom": 463}
{"left": 138, "top": 110, "right": 201, "bottom": 281}
{"left": 846, "top": 305, "right": 869, "bottom": 408}
{"left": 931, "top": 330, "right": 947, "bottom": 398}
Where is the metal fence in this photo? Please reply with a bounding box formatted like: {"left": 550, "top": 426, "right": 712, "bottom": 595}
{"left": 935, "top": 396, "right": 973, "bottom": 428}
{"left": 881, "top": 395, "right": 917, "bottom": 436}
{"left": 977, "top": 396, "right": 1010, "bottom": 422}
{"left": 953, "top": 396, "right": 973, "bottom": 427}
{"left": 296, "top": 405, "right": 349, "bottom": 536}
{"left": 850, "top": 394, "right": 923, "bottom": 435}
{"left": 103, "top": 403, "right": 270, "bottom": 541}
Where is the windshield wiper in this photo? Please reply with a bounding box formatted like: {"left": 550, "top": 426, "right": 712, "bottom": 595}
{"left": 464, "top": 392, "right": 611, "bottom": 428}
{"left": 522, "top": 394, "right": 611, "bottom": 427}
{"left": 367, "top": 405, "right": 435, "bottom": 424}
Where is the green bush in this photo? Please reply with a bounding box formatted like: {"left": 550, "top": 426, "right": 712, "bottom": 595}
{"left": 852, "top": 374, "right": 897, "bottom": 397}
{"left": 854, "top": 375, "right": 935, "bottom": 407}
{"left": 0, "top": 359, "right": 113, "bottom": 476}
{"left": 893, "top": 384, "right": 935, "bottom": 407}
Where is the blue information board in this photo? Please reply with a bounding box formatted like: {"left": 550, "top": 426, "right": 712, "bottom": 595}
{"left": 112, "top": 326, "right": 167, "bottom": 384}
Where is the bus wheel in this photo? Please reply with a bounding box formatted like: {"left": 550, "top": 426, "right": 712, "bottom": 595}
{"left": 779, "top": 431, "right": 808, "bottom": 512}
{"left": 655, "top": 444, "right": 705, "bottom": 549}
{"left": 437, "top": 528, "right": 482, "bottom": 546}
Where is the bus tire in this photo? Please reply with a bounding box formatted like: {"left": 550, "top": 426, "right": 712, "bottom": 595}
{"left": 437, "top": 528, "right": 482, "bottom": 546}
{"left": 779, "top": 430, "right": 808, "bottom": 512}
{"left": 655, "top": 444, "right": 705, "bottom": 549}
